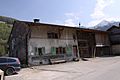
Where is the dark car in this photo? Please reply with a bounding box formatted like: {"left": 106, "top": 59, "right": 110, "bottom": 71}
{"left": 0, "top": 57, "right": 21, "bottom": 75}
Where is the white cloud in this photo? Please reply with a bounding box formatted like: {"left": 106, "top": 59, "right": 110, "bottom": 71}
{"left": 64, "top": 19, "right": 76, "bottom": 26}
{"left": 91, "top": 0, "right": 114, "bottom": 19}
{"left": 88, "top": 0, "right": 116, "bottom": 27}
{"left": 65, "top": 13, "right": 75, "bottom": 17}
{"left": 64, "top": 12, "right": 80, "bottom": 27}
{"left": 65, "top": 13, "right": 79, "bottom": 20}
{"left": 88, "top": 20, "right": 101, "bottom": 27}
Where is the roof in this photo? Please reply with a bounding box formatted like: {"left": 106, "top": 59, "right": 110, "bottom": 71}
{"left": 107, "top": 25, "right": 120, "bottom": 31}
{"left": 7, "top": 21, "right": 108, "bottom": 44}
{"left": 18, "top": 21, "right": 108, "bottom": 33}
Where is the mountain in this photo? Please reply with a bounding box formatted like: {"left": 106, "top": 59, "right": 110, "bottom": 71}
{"left": 96, "top": 20, "right": 110, "bottom": 27}
{"left": 0, "top": 16, "right": 18, "bottom": 24}
{"left": 94, "top": 20, "right": 120, "bottom": 31}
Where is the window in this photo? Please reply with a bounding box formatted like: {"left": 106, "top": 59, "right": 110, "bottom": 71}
{"left": 34, "top": 47, "right": 45, "bottom": 56}
{"left": 56, "top": 47, "right": 62, "bottom": 54}
{"left": 7, "top": 59, "right": 16, "bottom": 62}
{"left": 38, "top": 47, "right": 45, "bottom": 56}
{"left": 63, "top": 48, "right": 66, "bottom": 54}
{"left": 38, "top": 48, "right": 42, "bottom": 55}
{"left": 73, "top": 34, "right": 76, "bottom": 39}
{"left": 47, "top": 32, "right": 58, "bottom": 39}
{"left": 52, "top": 47, "right": 66, "bottom": 54}
{"left": 0, "top": 58, "right": 7, "bottom": 63}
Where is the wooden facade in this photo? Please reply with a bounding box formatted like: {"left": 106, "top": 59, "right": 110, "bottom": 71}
{"left": 95, "top": 32, "right": 111, "bottom": 56}
{"left": 8, "top": 21, "right": 110, "bottom": 65}
{"left": 107, "top": 26, "right": 120, "bottom": 55}
{"left": 77, "top": 30, "right": 95, "bottom": 58}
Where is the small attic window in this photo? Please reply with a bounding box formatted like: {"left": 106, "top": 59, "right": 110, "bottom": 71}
{"left": 47, "top": 32, "right": 58, "bottom": 39}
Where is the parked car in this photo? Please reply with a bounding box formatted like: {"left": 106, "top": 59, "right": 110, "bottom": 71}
{"left": 0, "top": 57, "right": 21, "bottom": 75}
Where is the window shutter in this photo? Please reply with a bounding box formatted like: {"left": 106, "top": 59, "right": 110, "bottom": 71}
{"left": 51, "top": 47, "right": 56, "bottom": 55}
{"left": 66, "top": 46, "right": 72, "bottom": 54}
{"left": 42, "top": 47, "right": 45, "bottom": 54}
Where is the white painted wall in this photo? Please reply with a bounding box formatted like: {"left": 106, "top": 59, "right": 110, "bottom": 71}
{"left": 28, "top": 39, "right": 77, "bottom": 55}
{"left": 28, "top": 25, "right": 78, "bottom": 55}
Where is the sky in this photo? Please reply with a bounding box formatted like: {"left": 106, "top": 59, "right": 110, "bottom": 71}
{"left": 0, "top": 0, "right": 120, "bottom": 27}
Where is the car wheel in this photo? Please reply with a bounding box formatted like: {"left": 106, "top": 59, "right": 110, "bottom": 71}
{"left": 6, "top": 68, "right": 14, "bottom": 76}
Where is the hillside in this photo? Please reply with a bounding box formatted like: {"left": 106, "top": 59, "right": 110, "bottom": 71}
{"left": 0, "top": 16, "right": 18, "bottom": 56}
{"left": 0, "top": 16, "right": 18, "bottom": 24}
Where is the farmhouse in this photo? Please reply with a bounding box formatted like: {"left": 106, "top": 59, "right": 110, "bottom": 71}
{"left": 8, "top": 20, "right": 110, "bottom": 65}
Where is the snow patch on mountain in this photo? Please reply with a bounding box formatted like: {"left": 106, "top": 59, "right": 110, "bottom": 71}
{"left": 93, "top": 20, "right": 120, "bottom": 31}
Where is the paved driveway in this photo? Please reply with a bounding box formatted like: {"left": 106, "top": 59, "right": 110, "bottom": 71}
{"left": 6, "top": 56, "right": 120, "bottom": 80}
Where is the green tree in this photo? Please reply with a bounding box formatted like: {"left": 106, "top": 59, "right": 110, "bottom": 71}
{"left": 0, "top": 23, "right": 12, "bottom": 56}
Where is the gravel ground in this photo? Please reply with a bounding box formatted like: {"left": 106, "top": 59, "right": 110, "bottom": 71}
{"left": 5, "top": 56, "right": 120, "bottom": 80}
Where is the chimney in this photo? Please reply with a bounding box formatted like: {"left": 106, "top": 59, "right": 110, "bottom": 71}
{"left": 33, "top": 19, "right": 40, "bottom": 23}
